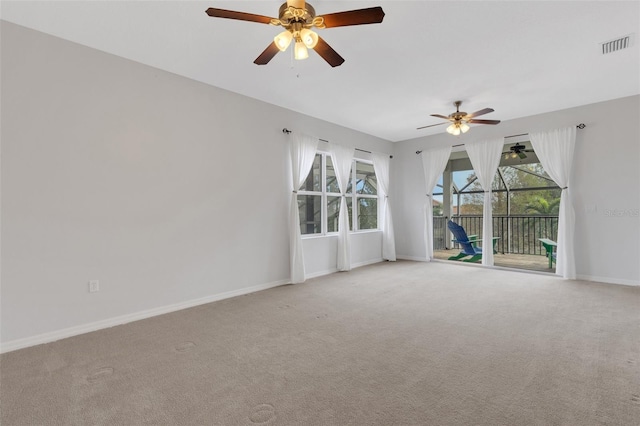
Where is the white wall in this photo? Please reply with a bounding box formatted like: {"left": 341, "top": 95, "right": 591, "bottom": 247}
{"left": 0, "top": 22, "right": 392, "bottom": 350}
{"left": 392, "top": 95, "right": 640, "bottom": 286}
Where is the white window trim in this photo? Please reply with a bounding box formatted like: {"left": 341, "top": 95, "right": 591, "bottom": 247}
{"left": 299, "top": 151, "right": 380, "bottom": 238}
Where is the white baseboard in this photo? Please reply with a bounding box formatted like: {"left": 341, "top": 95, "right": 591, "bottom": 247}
{"left": 396, "top": 255, "right": 429, "bottom": 262}
{"left": 352, "top": 257, "right": 384, "bottom": 269}
{"left": 305, "top": 258, "right": 384, "bottom": 280}
{"left": 576, "top": 274, "right": 639, "bottom": 287}
{"left": 0, "top": 279, "right": 289, "bottom": 354}
{"left": 305, "top": 268, "right": 338, "bottom": 279}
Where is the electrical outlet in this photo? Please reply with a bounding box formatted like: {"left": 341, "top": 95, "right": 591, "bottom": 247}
{"left": 89, "top": 280, "right": 100, "bottom": 293}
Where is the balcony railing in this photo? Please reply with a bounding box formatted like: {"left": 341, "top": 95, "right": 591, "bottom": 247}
{"left": 434, "top": 215, "right": 559, "bottom": 255}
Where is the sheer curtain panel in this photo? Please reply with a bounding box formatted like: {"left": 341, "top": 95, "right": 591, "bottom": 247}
{"left": 421, "top": 147, "right": 452, "bottom": 261}
{"left": 465, "top": 138, "right": 504, "bottom": 266}
{"left": 289, "top": 133, "right": 318, "bottom": 283}
{"left": 530, "top": 126, "right": 577, "bottom": 279}
{"left": 372, "top": 153, "right": 396, "bottom": 261}
{"left": 330, "top": 143, "right": 355, "bottom": 271}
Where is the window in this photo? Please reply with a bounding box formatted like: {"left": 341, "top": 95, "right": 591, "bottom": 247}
{"left": 298, "top": 152, "right": 378, "bottom": 235}
{"left": 354, "top": 161, "right": 377, "bottom": 230}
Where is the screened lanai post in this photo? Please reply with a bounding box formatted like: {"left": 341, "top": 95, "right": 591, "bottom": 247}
{"left": 421, "top": 147, "right": 452, "bottom": 261}
{"left": 529, "top": 126, "right": 577, "bottom": 279}
{"left": 372, "top": 153, "right": 396, "bottom": 261}
{"left": 289, "top": 133, "right": 319, "bottom": 283}
{"left": 442, "top": 162, "right": 453, "bottom": 249}
{"left": 330, "top": 143, "right": 355, "bottom": 271}
{"left": 465, "top": 138, "right": 504, "bottom": 266}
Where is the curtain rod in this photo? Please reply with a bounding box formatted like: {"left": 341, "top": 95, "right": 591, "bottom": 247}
{"left": 283, "top": 128, "right": 392, "bottom": 159}
{"left": 415, "top": 123, "right": 585, "bottom": 155}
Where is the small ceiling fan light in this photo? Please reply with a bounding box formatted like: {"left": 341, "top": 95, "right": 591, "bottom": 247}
{"left": 274, "top": 31, "right": 293, "bottom": 52}
{"left": 300, "top": 28, "right": 318, "bottom": 49}
{"left": 446, "top": 123, "right": 456, "bottom": 135}
{"left": 294, "top": 40, "right": 309, "bottom": 60}
{"left": 460, "top": 122, "right": 470, "bottom": 133}
{"left": 511, "top": 152, "right": 518, "bottom": 159}
{"left": 504, "top": 153, "right": 510, "bottom": 160}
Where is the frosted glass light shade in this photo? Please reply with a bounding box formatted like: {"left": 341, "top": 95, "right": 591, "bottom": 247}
{"left": 294, "top": 40, "right": 309, "bottom": 59}
{"left": 446, "top": 122, "right": 465, "bottom": 136}
{"left": 274, "top": 31, "right": 293, "bottom": 51}
{"left": 300, "top": 28, "right": 318, "bottom": 48}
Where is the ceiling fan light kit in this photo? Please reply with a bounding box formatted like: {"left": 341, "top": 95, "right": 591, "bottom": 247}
{"left": 205, "top": 1, "right": 385, "bottom": 67}
{"left": 446, "top": 122, "right": 470, "bottom": 136}
{"left": 504, "top": 143, "right": 529, "bottom": 160}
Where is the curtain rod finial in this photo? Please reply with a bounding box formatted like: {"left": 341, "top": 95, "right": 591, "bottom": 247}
{"left": 283, "top": 128, "right": 292, "bottom": 134}
{"left": 577, "top": 123, "right": 585, "bottom": 129}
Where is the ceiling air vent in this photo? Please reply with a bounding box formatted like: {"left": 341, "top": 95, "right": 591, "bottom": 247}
{"left": 601, "top": 34, "right": 634, "bottom": 55}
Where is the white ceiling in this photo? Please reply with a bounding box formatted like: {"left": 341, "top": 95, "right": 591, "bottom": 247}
{"left": 2, "top": 1, "right": 639, "bottom": 142}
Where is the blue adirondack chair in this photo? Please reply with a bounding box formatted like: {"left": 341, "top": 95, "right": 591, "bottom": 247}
{"left": 447, "top": 220, "right": 499, "bottom": 263}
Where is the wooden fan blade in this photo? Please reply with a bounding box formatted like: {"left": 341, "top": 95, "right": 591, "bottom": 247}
{"left": 254, "top": 42, "right": 280, "bottom": 65}
{"left": 467, "top": 119, "right": 501, "bottom": 125}
{"left": 417, "top": 122, "right": 447, "bottom": 130}
{"left": 205, "top": 8, "right": 273, "bottom": 24}
{"left": 465, "top": 108, "right": 494, "bottom": 119}
{"left": 313, "top": 36, "right": 345, "bottom": 67}
{"left": 430, "top": 114, "right": 451, "bottom": 120}
{"left": 320, "top": 7, "right": 385, "bottom": 28}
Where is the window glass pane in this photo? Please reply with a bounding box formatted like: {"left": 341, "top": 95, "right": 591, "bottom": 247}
{"left": 326, "top": 156, "right": 340, "bottom": 194}
{"left": 327, "top": 196, "right": 353, "bottom": 232}
{"left": 358, "top": 198, "right": 378, "bottom": 230}
{"left": 300, "top": 154, "right": 321, "bottom": 192}
{"left": 346, "top": 162, "right": 354, "bottom": 194}
{"left": 356, "top": 162, "right": 377, "bottom": 195}
{"left": 298, "top": 195, "right": 321, "bottom": 234}
{"left": 327, "top": 196, "right": 340, "bottom": 232}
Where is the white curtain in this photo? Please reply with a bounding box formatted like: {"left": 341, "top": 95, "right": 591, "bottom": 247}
{"left": 289, "top": 133, "right": 318, "bottom": 283}
{"left": 372, "top": 153, "right": 396, "bottom": 261}
{"left": 421, "top": 147, "right": 452, "bottom": 261}
{"left": 466, "top": 138, "right": 504, "bottom": 266}
{"left": 330, "top": 143, "right": 354, "bottom": 271}
{"left": 530, "top": 127, "right": 577, "bottom": 279}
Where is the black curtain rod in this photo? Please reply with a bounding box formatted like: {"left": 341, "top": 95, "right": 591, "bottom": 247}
{"left": 415, "top": 123, "right": 586, "bottom": 155}
{"left": 283, "top": 128, "right": 392, "bottom": 159}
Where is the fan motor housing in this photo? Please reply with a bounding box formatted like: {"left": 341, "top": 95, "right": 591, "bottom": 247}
{"left": 278, "top": 2, "right": 316, "bottom": 23}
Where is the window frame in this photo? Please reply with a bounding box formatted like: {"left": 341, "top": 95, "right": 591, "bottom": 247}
{"left": 297, "top": 151, "right": 380, "bottom": 237}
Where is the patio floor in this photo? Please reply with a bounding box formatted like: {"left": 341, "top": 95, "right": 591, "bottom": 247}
{"left": 433, "top": 249, "right": 556, "bottom": 273}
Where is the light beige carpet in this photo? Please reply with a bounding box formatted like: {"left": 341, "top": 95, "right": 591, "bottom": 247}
{"left": 1, "top": 261, "right": 639, "bottom": 425}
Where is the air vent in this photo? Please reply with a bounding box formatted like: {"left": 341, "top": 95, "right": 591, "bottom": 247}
{"left": 601, "top": 34, "right": 634, "bottom": 55}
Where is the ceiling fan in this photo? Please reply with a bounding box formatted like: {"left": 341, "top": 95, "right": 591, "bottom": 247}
{"left": 205, "top": 1, "right": 385, "bottom": 67}
{"left": 503, "top": 143, "right": 533, "bottom": 160}
{"left": 417, "top": 101, "right": 501, "bottom": 135}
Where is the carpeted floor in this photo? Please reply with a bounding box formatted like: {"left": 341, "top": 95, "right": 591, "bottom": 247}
{"left": 1, "top": 260, "right": 639, "bottom": 425}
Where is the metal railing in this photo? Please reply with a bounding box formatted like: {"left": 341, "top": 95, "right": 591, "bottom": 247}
{"left": 434, "top": 215, "right": 559, "bottom": 255}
